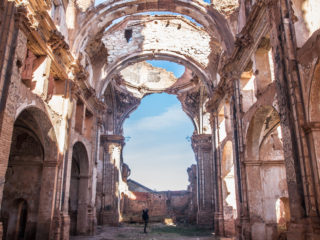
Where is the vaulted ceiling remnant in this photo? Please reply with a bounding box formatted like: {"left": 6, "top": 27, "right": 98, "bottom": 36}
{"left": 118, "top": 61, "right": 178, "bottom": 98}
{"left": 69, "top": 0, "right": 237, "bottom": 101}
{"left": 102, "top": 15, "right": 215, "bottom": 67}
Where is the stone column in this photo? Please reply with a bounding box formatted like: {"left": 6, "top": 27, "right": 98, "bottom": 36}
{"left": 192, "top": 134, "right": 214, "bottom": 228}
{"left": 99, "top": 134, "right": 124, "bottom": 226}
{"left": 231, "top": 79, "right": 251, "bottom": 239}
{"left": 60, "top": 149, "right": 72, "bottom": 240}
{"left": 36, "top": 161, "right": 59, "bottom": 240}
{"left": 211, "top": 113, "right": 225, "bottom": 236}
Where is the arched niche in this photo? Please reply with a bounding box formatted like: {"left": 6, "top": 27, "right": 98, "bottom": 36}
{"left": 221, "top": 140, "right": 237, "bottom": 236}
{"left": 1, "top": 107, "right": 58, "bottom": 240}
{"left": 245, "top": 106, "right": 289, "bottom": 239}
{"left": 306, "top": 60, "right": 320, "bottom": 202}
{"left": 69, "top": 141, "right": 90, "bottom": 235}
{"left": 309, "top": 61, "right": 320, "bottom": 122}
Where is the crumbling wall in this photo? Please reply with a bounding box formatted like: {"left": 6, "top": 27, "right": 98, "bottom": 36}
{"left": 102, "top": 16, "right": 213, "bottom": 68}
{"left": 122, "top": 191, "right": 191, "bottom": 224}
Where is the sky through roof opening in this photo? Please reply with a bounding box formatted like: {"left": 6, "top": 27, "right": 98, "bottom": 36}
{"left": 146, "top": 60, "right": 185, "bottom": 78}
{"left": 123, "top": 93, "right": 195, "bottom": 191}
{"left": 95, "top": 0, "right": 210, "bottom": 7}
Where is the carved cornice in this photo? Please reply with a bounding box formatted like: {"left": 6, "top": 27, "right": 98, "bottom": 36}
{"left": 70, "top": 63, "right": 106, "bottom": 113}
{"left": 244, "top": 160, "right": 285, "bottom": 166}
{"left": 13, "top": 0, "right": 104, "bottom": 113}
{"left": 14, "top": 4, "right": 34, "bottom": 32}
{"left": 48, "top": 29, "right": 69, "bottom": 52}
{"left": 15, "top": 1, "right": 73, "bottom": 80}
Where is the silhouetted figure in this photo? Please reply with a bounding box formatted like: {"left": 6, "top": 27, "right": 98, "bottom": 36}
{"left": 142, "top": 208, "right": 149, "bottom": 233}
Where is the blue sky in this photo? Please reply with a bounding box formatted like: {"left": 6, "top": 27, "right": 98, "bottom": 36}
{"left": 123, "top": 61, "right": 195, "bottom": 191}
{"left": 146, "top": 60, "right": 185, "bottom": 78}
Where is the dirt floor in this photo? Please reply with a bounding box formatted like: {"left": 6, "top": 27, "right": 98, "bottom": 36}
{"left": 70, "top": 223, "right": 234, "bottom": 240}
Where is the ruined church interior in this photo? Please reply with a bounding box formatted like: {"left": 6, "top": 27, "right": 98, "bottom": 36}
{"left": 1, "top": 0, "right": 320, "bottom": 239}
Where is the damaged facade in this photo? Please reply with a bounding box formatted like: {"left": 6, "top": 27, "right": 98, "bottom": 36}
{"left": 0, "top": 0, "right": 320, "bottom": 239}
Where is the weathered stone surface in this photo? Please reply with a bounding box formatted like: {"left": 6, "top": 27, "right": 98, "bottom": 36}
{"left": 0, "top": 0, "right": 320, "bottom": 240}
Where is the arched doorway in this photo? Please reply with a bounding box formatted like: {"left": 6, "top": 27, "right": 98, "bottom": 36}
{"left": 245, "top": 106, "right": 290, "bottom": 239}
{"left": 69, "top": 142, "right": 89, "bottom": 235}
{"left": 1, "top": 107, "right": 58, "bottom": 240}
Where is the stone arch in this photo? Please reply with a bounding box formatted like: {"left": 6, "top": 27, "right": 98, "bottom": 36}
{"left": 14, "top": 106, "right": 58, "bottom": 161}
{"left": 1, "top": 106, "right": 58, "bottom": 240}
{"left": 244, "top": 105, "right": 289, "bottom": 239}
{"left": 221, "top": 140, "right": 237, "bottom": 236}
{"left": 99, "top": 52, "right": 212, "bottom": 97}
{"left": 69, "top": 141, "right": 90, "bottom": 235}
{"left": 305, "top": 59, "right": 320, "bottom": 211}
{"left": 114, "top": 97, "right": 140, "bottom": 135}
{"left": 73, "top": 0, "right": 234, "bottom": 56}
{"left": 245, "top": 105, "right": 281, "bottom": 160}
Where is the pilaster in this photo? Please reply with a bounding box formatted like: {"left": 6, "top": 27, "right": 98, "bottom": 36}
{"left": 98, "top": 134, "right": 124, "bottom": 226}
{"left": 270, "top": 0, "right": 320, "bottom": 239}
{"left": 192, "top": 134, "right": 214, "bottom": 228}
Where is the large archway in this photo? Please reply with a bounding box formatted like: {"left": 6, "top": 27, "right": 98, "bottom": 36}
{"left": 69, "top": 142, "right": 90, "bottom": 235}
{"left": 245, "top": 106, "right": 290, "bottom": 239}
{"left": 1, "top": 107, "right": 58, "bottom": 240}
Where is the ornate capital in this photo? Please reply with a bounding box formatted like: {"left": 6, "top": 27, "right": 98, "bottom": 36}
{"left": 192, "top": 134, "right": 212, "bottom": 151}
{"left": 302, "top": 122, "right": 320, "bottom": 134}
{"left": 100, "top": 134, "right": 125, "bottom": 146}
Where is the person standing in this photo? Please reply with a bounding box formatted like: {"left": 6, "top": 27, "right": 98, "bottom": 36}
{"left": 142, "top": 208, "right": 149, "bottom": 233}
